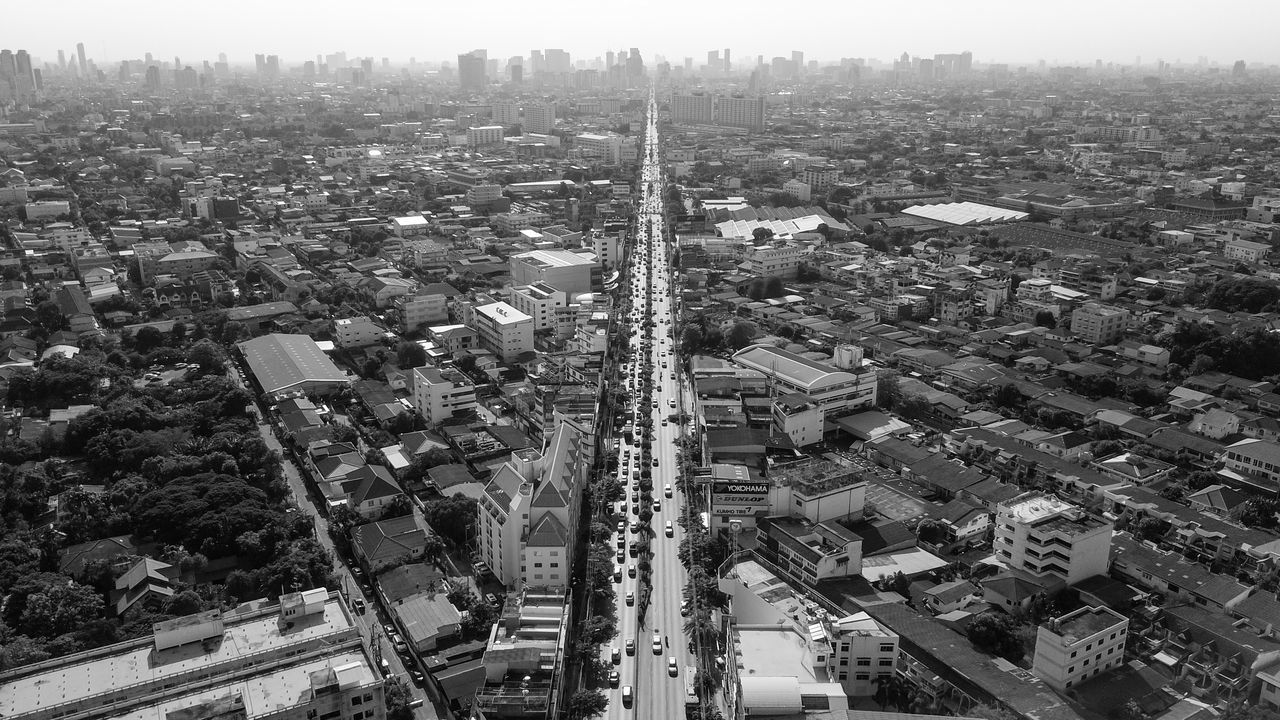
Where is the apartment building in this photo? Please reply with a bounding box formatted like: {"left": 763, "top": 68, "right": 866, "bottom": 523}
{"left": 1220, "top": 437, "right": 1280, "bottom": 493}
{"left": 1031, "top": 606, "right": 1129, "bottom": 692}
{"left": 1069, "top": 303, "right": 1129, "bottom": 345}
{"left": 522, "top": 103, "right": 555, "bottom": 134}
{"left": 671, "top": 92, "right": 715, "bottom": 124}
{"left": 466, "top": 125, "right": 505, "bottom": 147}
{"left": 396, "top": 292, "right": 448, "bottom": 330}
{"left": 412, "top": 366, "right": 477, "bottom": 425}
{"left": 475, "top": 423, "right": 589, "bottom": 589}
{"left": 495, "top": 211, "right": 552, "bottom": 235}
{"left": 993, "top": 493, "right": 1113, "bottom": 585}
{"left": 509, "top": 249, "right": 601, "bottom": 295}
{"left": 0, "top": 590, "right": 384, "bottom": 720}
{"left": 508, "top": 282, "right": 567, "bottom": 332}
{"left": 473, "top": 588, "right": 571, "bottom": 719}
{"left": 801, "top": 165, "right": 840, "bottom": 193}
{"left": 756, "top": 515, "right": 864, "bottom": 584}
{"left": 742, "top": 244, "right": 806, "bottom": 278}
{"left": 333, "top": 316, "right": 384, "bottom": 348}
{"left": 574, "top": 132, "right": 626, "bottom": 165}
{"left": 716, "top": 95, "right": 766, "bottom": 132}
{"left": 468, "top": 301, "right": 534, "bottom": 362}
{"left": 825, "top": 612, "right": 899, "bottom": 695}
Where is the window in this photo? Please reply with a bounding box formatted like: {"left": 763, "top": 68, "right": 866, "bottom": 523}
{"left": 879, "top": 643, "right": 895, "bottom": 653}
{"left": 352, "top": 697, "right": 363, "bottom": 707}
{"left": 1071, "top": 651, "right": 1077, "bottom": 658}
{"left": 879, "top": 659, "right": 893, "bottom": 667}
{"left": 1068, "top": 666, "right": 1075, "bottom": 674}
{"left": 855, "top": 673, "right": 870, "bottom": 681}
{"left": 839, "top": 658, "right": 848, "bottom": 666}
{"left": 534, "top": 562, "right": 543, "bottom": 568}
{"left": 856, "top": 658, "right": 871, "bottom": 666}
{"left": 838, "top": 672, "right": 848, "bottom": 681}
{"left": 534, "top": 574, "right": 543, "bottom": 579}
{"left": 840, "top": 643, "right": 850, "bottom": 652}
{"left": 551, "top": 562, "right": 559, "bottom": 568}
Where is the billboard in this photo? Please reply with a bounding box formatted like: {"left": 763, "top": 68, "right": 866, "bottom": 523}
{"left": 710, "top": 481, "right": 769, "bottom": 516}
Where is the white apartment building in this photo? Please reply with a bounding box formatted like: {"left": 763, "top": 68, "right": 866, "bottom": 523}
{"left": 397, "top": 292, "right": 447, "bottom": 329}
{"left": 0, "top": 589, "right": 384, "bottom": 720}
{"left": 782, "top": 179, "right": 812, "bottom": 202}
{"left": 475, "top": 423, "right": 589, "bottom": 589}
{"left": 412, "top": 366, "right": 477, "bottom": 425}
{"left": 333, "top": 316, "right": 384, "bottom": 348}
{"left": 743, "top": 244, "right": 806, "bottom": 279}
{"left": 509, "top": 249, "right": 600, "bottom": 294}
{"left": 801, "top": 165, "right": 840, "bottom": 192}
{"left": 1070, "top": 303, "right": 1130, "bottom": 345}
{"left": 825, "top": 612, "right": 899, "bottom": 695}
{"left": 466, "top": 183, "right": 504, "bottom": 206}
{"left": 466, "top": 125, "right": 505, "bottom": 147}
{"left": 588, "top": 231, "right": 619, "bottom": 270}
{"left": 772, "top": 393, "right": 824, "bottom": 447}
{"left": 1224, "top": 238, "right": 1272, "bottom": 263}
{"left": 509, "top": 282, "right": 568, "bottom": 331}
{"left": 495, "top": 211, "right": 552, "bottom": 235}
{"left": 1031, "top": 606, "right": 1128, "bottom": 692}
{"left": 715, "top": 95, "right": 766, "bottom": 132}
{"left": 993, "top": 493, "right": 1113, "bottom": 585}
{"left": 522, "top": 103, "right": 555, "bottom": 134}
{"left": 492, "top": 101, "right": 520, "bottom": 126}
{"left": 575, "top": 133, "right": 625, "bottom": 165}
{"left": 670, "top": 92, "right": 715, "bottom": 124}
{"left": 469, "top": 301, "right": 534, "bottom": 362}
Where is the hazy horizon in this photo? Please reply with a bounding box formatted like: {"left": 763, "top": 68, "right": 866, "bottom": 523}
{"left": 11, "top": 0, "right": 1280, "bottom": 69}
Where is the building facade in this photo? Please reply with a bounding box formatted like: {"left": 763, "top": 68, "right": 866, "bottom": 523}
{"left": 1031, "top": 606, "right": 1129, "bottom": 692}
{"left": 993, "top": 493, "right": 1113, "bottom": 585}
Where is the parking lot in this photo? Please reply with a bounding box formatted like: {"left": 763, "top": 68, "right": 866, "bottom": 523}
{"left": 865, "top": 481, "right": 935, "bottom": 523}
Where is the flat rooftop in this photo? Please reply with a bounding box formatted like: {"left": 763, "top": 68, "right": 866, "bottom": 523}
{"left": 0, "top": 597, "right": 357, "bottom": 718}
{"left": 999, "top": 492, "right": 1074, "bottom": 523}
{"left": 1055, "top": 606, "right": 1127, "bottom": 643}
{"left": 736, "top": 627, "right": 829, "bottom": 682}
{"left": 113, "top": 649, "right": 378, "bottom": 720}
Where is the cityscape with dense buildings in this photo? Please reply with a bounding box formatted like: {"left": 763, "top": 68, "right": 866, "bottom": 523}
{"left": 3, "top": 8, "right": 1280, "bottom": 720}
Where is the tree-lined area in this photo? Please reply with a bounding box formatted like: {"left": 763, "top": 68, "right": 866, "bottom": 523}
{"left": 0, "top": 347, "right": 328, "bottom": 670}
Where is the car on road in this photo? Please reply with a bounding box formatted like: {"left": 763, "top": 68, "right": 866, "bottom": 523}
{"left": 616, "top": 548, "right": 625, "bottom": 563}
{"left": 360, "top": 583, "right": 373, "bottom": 598}
{"left": 383, "top": 623, "right": 396, "bottom": 636}
{"left": 617, "top": 520, "right": 625, "bottom": 532}
{"left": 664, "top": 484, "right": 672, "bottom": 498}
{"left": 410, "top": 670, "right": 426, "bottom": 687}
{"left": 614, "top": 567, "right": 623, "bottom": 583}
{"left": 652, "top": 632, "right": 663, "bottom": 654}
{"left": 668, "top": 657, "right": 679, "bottom": 676}
{"left": 628, "top": 563, "right": 637, "bottom": 578}
{"left": 652, "top": 458, "right": 659, "bottom": 467}
{"left": 652, "top": 499, "right": 661, "bottom": 511}
{"left": 611, "top": 646, "right": 621, "bottom": 664}
{"left": 665, "top": 521, "right": 674, "bottom": 537}
{"left": 625, "top": 639, "right": 636, "bottom": 655}
{"left": 391, "top": 633, "right": 408, "bottom": 655}
{"left": 680, "top": 599, "right": 690, "bottom": 616}
{"left": 616, "top": 535, "right": 625, "bottom": 549}
{"left": 625, "top": 591, "right": 634, "bottom": 606}
{"left": 622, "top": 686, "right": 633, "bottom": 707}
{"left": 351, "top": 598, "right": 366, "bottom": 614}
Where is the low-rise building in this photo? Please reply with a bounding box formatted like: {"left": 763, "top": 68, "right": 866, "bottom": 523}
{"left": 467, "top": 301, "right": 533, "bottom": 362}
{"left": 1031, "top": 606, "right": 1129, "bottom": 692}
{"left": 412, "top": 365, "right": 477, "bottom": 425}
{"left": 993, "top": 493, "right": 1113, "bottom": 586}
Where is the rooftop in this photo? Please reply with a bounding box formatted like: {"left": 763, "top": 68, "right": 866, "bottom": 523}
{"left": 237, "top": 334, "right": 350, "bottom": 395}
{"left": 1051, "top": 606, "right": 1127, "bottom": 644}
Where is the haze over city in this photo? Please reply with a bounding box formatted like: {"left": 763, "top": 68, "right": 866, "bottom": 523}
{"left": 11, "top": 0, "right": 1280, "bottom": 67}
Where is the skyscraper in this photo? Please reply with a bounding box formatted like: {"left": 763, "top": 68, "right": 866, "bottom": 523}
{"left": 145, "top": 64, "right": 161, "bottom": 91}
{"left": 14, "top": 50, "right": 36, "bottom": 99}
{"left": 723, "top": 48, "right": 731, "bottom": 73}
{"left": 57, "top": 50, "right": 66, "bottom": 71}
{"left": 715, "top": 95, "right": 766, "bottom": 132}
{"left": 791, "top": 51, "right": 804, "bottom": 74}
{"left": 458, "top": 51, "right": 486, "bottom": 91}
{"left": 76, "top": 42, "right": 87, "bottom": 75}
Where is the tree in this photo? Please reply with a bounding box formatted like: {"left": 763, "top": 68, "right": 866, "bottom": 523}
{"left": 1117, "top": 699, "right": 1148, "bottom": 720}
{"left": 565, "top": 688, "right": 608, "bottom": 720}
{"left": 185, "top": 339, "right": 227, "bottom": 374}
{"left": 726, "top": 321, "right": 758, "bottom": 351}
{"left": 916, "top": 519, "right": 946, "bottom": 544}
{"left": 966, "top": 612, "right": 1025, "bottom": 662}
{"left": 422, "top": 494, "right": 476, "bottom": 547}
{"left": 992, "top": 383, "right": 1024, "bottom": 410}
{"left": 1034, "top": 310, "right": 1057, "bottom": 330}
{"left": 383, "top": 677, "right": 414, "bottom": 720}
{"left": 395, "top": 341, "right": 427, "bottom": 369}
{"left": 751, "top": 227, "right": 775, "bottom": 243}
{"left": 19, "top": 578, "right": 105, "bottom": 638}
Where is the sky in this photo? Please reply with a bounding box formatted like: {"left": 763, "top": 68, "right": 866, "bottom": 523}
{"left": 10, "top": 0, "right": 1280, "bottom": 69}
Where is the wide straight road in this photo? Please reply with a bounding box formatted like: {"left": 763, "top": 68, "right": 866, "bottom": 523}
{"left": 602, "top": 88, "right": 694, "bottom": 720}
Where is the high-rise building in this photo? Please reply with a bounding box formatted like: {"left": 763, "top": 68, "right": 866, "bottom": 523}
{"left": 605, "top": 50, "right": 614, "bottom": 69}
{"left": 255, "top": 53, "right": 266, "bottom": 74}
{"left": 544, "top": 48, "right": 570, "bottom": 74}
{"left": 492, "top": 101, "right": 519, "bottom": 126}
{"left": 791, "top": 50, "right": 804, "bottom": 73}
{"left": 458, "top": 51, "right": 486, "bottom": 90}
{"left": 145, "top": 64, "right": 161, "bottom": 91}
{"left": 475, "top": 422, "right": 590, "bottom": 589}
{"left": 76, "top": 42, "right": 87, "bottom": 75}
{"left": 14, "top": 50, "right": 35, "bottom": 99}
{"left": 724, "top": 48, "right": 731, "bottom": 72}
{"left": 670, "top": 92, "right": 714, "bottom": 124}
{"left": 266, "top": 55, "right": 280, "bottom": 76}
{"left": 715, "top": 94, "right": 766, "bottom": 132}
{"left": 523, "top": 102, "right": 555, "bottom": 134}
{"left": 57, "top": 50, "right": 65, "bottom": 71}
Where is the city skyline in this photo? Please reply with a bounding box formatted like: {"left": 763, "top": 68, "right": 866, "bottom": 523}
{"left": 9, "top": 0, "right": 1280, "bottom": 69}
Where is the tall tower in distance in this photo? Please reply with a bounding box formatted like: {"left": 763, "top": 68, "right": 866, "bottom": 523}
{"left": 76, "top": 42, "right": 87, "bottom": 76}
